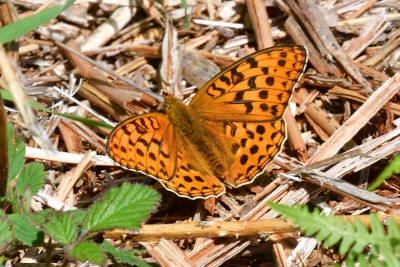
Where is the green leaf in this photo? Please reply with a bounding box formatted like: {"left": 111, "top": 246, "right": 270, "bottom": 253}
{"left": 7, "top": 123, "right": 25, "bottom": 181}
{"left": 0, "top": 220, "right": 12, "bottom": 244}
{"left": 83, "top": 183, "right": 159, "bottom": 232}
{"left": 315, "top": 226, "right": 330, "bottom": 241}
{"left": 101, "top": 240, "right": 151, "bottom": 267}
{"left": 7, "top": 214, "right": 44, "bottom": 245}
{"left": 370, "top": 214, "right": 385, "bottom": 237}
{"left": 381, "top": 249, "right": 400, "bottom": 267}
{"left": 338, "top": 221, "right": 355, "bottom": 255}
{"left": 44, "top": 211, "right": 79, "bottom": 244}
{"left": 381, "top": 246, "right": 400, "bottom": 267}
{"left": 0, "top": 0, "right": 76, "bottom": 44}
{"left": 368, "top": 155, "right": 400, "bottom": 191}
{"left": 30, "top": 209, "right": 51, "bottom": 225}
{"left": 16, "top": 163, "right": 45, "bottom": 196}
{"left": 356, "top": 254, "right": 368, "bottom": 267}
{"left": 388, "top": 217, "right": 400, "bottom": 239}
{"left": 181, "top": 0, "right": 189, "bottom": 32}
{"left": 67, "top": 241, "right": 106, "bottom": 265}
{"left": 323, "top": 230, "right": 341, "bottom": 248}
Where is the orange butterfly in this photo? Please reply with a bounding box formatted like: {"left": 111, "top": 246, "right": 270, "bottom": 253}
{"left": 106, "top": 45, "right": 308, "bottom": 199}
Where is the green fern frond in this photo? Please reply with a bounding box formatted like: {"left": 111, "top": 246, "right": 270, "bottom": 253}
{"left": 368, "top": 154, "right": 400, "bottom": 191}
{"left": 269, "top": 203, "right": 400, "bottom": 266}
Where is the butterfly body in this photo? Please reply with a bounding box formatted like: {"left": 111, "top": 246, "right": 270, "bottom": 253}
{"left": 107, "top": 45, "right": 308, "bottom": 199}
{"left": 165, "top": 96, "right": 229, "bottom": 180}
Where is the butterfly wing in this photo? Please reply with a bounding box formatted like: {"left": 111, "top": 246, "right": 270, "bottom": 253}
{"left": 192, "top": 45, "right": 308, "bottom": 187}
{"left": 106, "top": 114, "right": 178, "bottom": 180}
{"left": 106, "top": 114, "right": 225, "bottom": 199}
{"left": 158, "top": 147, "right": 225, "bottom": 199}
{"left": 190, "top": 45, "right": 307, "bottom": 122}
{"left": 212, "top": 120, "right": 287, "bottom": 187}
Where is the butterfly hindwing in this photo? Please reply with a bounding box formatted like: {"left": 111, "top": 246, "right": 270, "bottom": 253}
{"left": 223, "top": 120, "right": 286, "bottom": 187}
{"left": 159, "top": 147, "right": 226, "bottom": 199}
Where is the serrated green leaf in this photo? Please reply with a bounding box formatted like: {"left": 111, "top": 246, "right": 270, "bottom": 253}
{"left": 44, "top": 211, "right": 78, "bottom": 244}
{"left": 7, "top": 214, "right": 43, "bottom": 245}
{"left": 7, "top": 123, "right": 25, "bottom": 181}
{"left": 16, "top": 163, "right": 45, "bottom": 196}
{"left": 101, "top": 240, "right": 151, "bottom": 267}
{"left": 67, "top": 241, "right": 105, "bottom": 265}
{"left": 31, "top": 209, "right": 52, "bottom": 225}
{"left": 0, "top": 220, "right": 12, "bottom": 244}
{"left": 83, "top": 183, "right": 159, "bottom": 232}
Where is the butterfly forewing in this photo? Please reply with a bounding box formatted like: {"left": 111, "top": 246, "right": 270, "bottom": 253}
{"left": 190, "top": 45, "right": 307, "bottom": 122}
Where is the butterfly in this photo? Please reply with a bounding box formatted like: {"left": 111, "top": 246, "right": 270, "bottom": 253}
{"left": 106, "top": 45, "right": 308, "bottom": 200}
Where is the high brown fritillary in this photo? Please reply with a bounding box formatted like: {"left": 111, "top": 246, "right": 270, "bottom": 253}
{"left": 106, "top": 45, "right": 308, "bottom": 199}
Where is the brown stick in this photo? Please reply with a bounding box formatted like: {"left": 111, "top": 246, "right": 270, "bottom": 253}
{"left": 308, "top": 73, "right": 400, "bottom": 163}
{"left": 104, "top": 214, "right": 400, "bottom": 241}
{"left": 0, "top": 93, "right": 7, "bottom": 197}
{"left": 246, "top": 0, "right": 274, "bottom": 48}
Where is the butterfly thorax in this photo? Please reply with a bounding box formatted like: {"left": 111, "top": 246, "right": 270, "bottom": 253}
{"left": 165, "top": 96, "right": 228, "bottom": 178}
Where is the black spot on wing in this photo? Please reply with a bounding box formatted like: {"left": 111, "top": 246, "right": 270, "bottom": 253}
{"left": 234, "top": 91, "right": 244, "bottom": 101}
{"left": 240, "top": 154, "right": 249, "bottom": 165}
{"left": 231, "top": 67, "right": 245, "bottom": 85}
{"left": 247, "top": 57, "right": 258, "bottom": 68}
{"left": 256, "top": 125, "right": 266, "bottom": 135}
{"left": 266, "top": 77, "right": 275, "bottom": 86}
{"left": 245, "top": 102, "right": 253, "bottom": 113}
{"left": 248, "top": 76, "right": 257, "bottom": 88}
{"left": 250, "top": 145, "right": 259, "bottom": 154}
{"left": 279, "top": 51, "right": 288, "bottom": 58}
{"left": 261, "top": 67, "right": 269, "bottom": 74}
{"left": 220, "top": 75, "right": 231, "bottom": 86}
{"left": 259, "top": 90, "right": 268, "bottom": 99}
